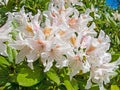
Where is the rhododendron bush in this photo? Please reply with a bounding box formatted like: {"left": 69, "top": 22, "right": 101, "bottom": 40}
{"left": 0, "top": 0, "right": 120, "bottom": 90}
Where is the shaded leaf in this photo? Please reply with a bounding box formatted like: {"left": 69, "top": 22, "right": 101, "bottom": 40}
{"left": 0, "top": 68, "right": 9, "bottom": 85}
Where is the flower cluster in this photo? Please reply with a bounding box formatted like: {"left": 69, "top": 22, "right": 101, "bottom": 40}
{"left": 0, "top": 0, "right": 120, "bottom": 90}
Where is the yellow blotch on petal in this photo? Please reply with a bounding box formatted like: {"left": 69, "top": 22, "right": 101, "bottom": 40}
{"left": 26, "top": 24, "right": 33, "bottom": 33}
{"left": 74, "top": 55, "right": 81, "bottom": 61}
{"left": 58, "top": 30, "right": 65, "bottom": 36}
{"left": 43, "top": 27, "right": 52, "bottom": 36}
{"left": 68, "top": 18, "right": 77, "bottom": 26}
{"left": 36, "top": 39, "right": 46, "bottom": 49}
{"left": 86, "top": 45, "right": 96, "bottom": 54}
{"left": 98, "top": 38, "right": 102, "bottom": 43}
{"left": 70, "top": 36, "right": 76, "bottom": 46}
{"left": 58, "top": 7, "right": 65, "bottom": 14}
{"left": 36, "top": 39, "right": 44, "bottom": 45}
{"left": 56, "top": 45, "right": 60, "bottom": 48}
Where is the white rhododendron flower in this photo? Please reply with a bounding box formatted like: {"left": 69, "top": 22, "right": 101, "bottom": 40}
{"left": 68, "top": 49, "right": 90, "bottom": 79}
{"left": 0, "top": 13, "right": 13, "bottom": 55}
{"left": 85, "top": 58, "right": 120, "bottom": 90}
{"left": 112, "top": 11, "right": 120, "bottom": 21}
{"left": 0, "top": 0, "right": 9, "bottom": 5}
{"left": 0, "top": 0, "right": 120, "bottom": 90}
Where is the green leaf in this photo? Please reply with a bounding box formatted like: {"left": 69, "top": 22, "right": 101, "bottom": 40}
{"left": 0, "top": 56, "right": 10, "bottom": 67}
{"left": 0, "top": 86, "right": 4, "bottom": 90}
{"left": 46, "top": 68, "right": 60, "bottom": 85}
{"left": 64, "top": 80, "right": 75, "bottom": 90}
{"left": 12, "top": 49, "right": 17, "bottom": 60}
{"left": 90, "top": 85, "right": 99, "bottom": 90}
{"left": 2, "top": 83, "right": 19, "bottom": 90}
{"left": 7, "top": 46, "right": 14, "bottom": 63}
{"left": 115, "top": 35, "right": 120, "bottom": 45}
{"left": 0, "top": 68, "right": 9, "bottom": 85}
{"left": 112, "top": 53, "right": 120, "bottom": 61}
{"left": 111, "top": 85, "right": 120, "bottom": 90}
{"left": 17, "top": 65, "right": 44, "bottom": 87}
{"left": 7, "top": 46, "right": 17, "bottom": 63}
{"left": 36, "top": 79, "right": 53, "bottom": 90}
{"left": 58, "top": 85, "right": 67, "bottom": 90}
{"left": 71, "top": 79, "right": 79, "bottom": 90}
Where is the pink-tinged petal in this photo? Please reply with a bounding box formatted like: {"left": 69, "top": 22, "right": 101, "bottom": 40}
{"left": 16, "top": 46, "right": 31, "bottom": 64}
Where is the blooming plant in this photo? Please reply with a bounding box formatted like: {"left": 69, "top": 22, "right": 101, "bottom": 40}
{"left": 0, "top": 0, "right": 120, "bottom": 90}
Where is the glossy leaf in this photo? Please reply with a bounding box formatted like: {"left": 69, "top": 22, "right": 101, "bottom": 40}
{"left": 0, "top": 56, "right": 10, "bottom": 67}
{"left": 46, "top": 68, "right": 60, "bottom": 85}
{"left": 64, "top": 80, "right": 75, "bottom": 90}
{"left": 17, "top": 65, "right": 44, "bottom": 87}
{"left": 111, "top": 85, "right": 120, "bottom": 90}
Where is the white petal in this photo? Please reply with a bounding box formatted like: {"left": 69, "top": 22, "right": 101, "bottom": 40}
{"left": 44, "top": 59, "right": 53, "bottom": 72}
{"left": 85, "top": 78, "right": 92, "bottom": 89}
{"left": 16, "top": 46, "right": 31, "bottom": 64}
{"left": 27, "top": 61, "right": 34, "bottom": 70}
